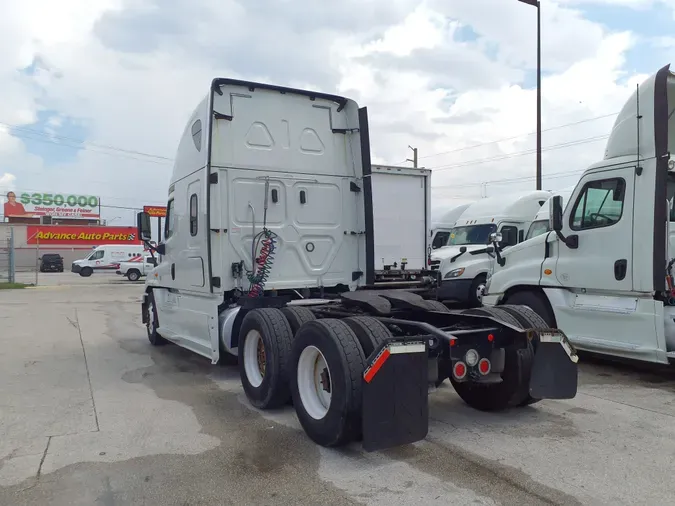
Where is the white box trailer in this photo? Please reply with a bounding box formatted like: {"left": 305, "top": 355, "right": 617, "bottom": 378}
{"left": 369, "top": 164, "right": 432, "bottom": 285}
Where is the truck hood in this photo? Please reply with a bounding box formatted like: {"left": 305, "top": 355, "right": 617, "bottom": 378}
{"left": 431, "top": 244, "right": 487, "bottom": 262}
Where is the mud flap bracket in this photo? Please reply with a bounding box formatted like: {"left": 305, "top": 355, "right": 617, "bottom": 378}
{"left": 362, "top": 339, "right": 429, "bottom": 452}
{"left": 529, "top": 330, "right": 579, "bottom": 400}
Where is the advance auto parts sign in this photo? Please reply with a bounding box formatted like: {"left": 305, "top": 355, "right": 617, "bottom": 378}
{"left": 27, "top": 226, "right": 141, "bottom": 245}
{"left": 3, "top": 190, "right": 100, "bottom": 219}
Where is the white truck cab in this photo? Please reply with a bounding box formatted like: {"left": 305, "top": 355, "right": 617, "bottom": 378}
{"left": 524, "top": 187, "right": 575, "bottom": 241}
{"left": 71, "top": 244, "right": 145, "bottom": 277}
{"left": 484, "top": 64, "right": 675, "bottom": 365}
{"left": 431, "top": 190, "right": 551, "bottom": 306}
{"left": 430, "top": 203, "right": 473, "bottom": 250}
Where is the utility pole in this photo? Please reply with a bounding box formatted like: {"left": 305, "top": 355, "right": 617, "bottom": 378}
{"left": 407, "top": 145, "right": 418, "bottom": 168}
{"left": 517, "top": 0, "right": 542, "bottom": 190}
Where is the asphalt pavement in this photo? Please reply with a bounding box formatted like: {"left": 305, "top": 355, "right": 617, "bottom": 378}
{"left": 1, "top": 279, "right": 675, "bottom": 505}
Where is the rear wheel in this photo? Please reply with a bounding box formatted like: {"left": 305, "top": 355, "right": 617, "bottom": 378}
{"left": 238, "top": 308, "right": 293, "bottom": 409}
{"left": 450, "top": 306, "right": 536, "bottom": 411}
{"left": 281, "top": 306, "right": 316, "bottom": 336}
{"left": 342, "top": 316, "right": 391, "bottom": 357}
{"left": 127, "top": 269, "right": 141, "bottom": 282}
{"left": 425, "top": 300, "right": 451, "bottom": 312}
{"left": 290, "top": 319, "right": 366, "bottom": 447}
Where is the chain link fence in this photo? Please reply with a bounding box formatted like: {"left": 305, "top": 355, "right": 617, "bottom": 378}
{"left": 0, "top": 226, "right": 16, "bottom": 284}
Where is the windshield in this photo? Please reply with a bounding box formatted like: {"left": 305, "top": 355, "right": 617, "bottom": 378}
{"left": 446, "top": 224, "right": 497, "bottom": 246}
{"left": 526, "top": 219, "right": 550, "bottom": 240}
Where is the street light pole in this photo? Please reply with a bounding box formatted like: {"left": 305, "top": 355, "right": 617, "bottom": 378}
{"left": 517, "top": 0, "right": 542, "bottom": 190}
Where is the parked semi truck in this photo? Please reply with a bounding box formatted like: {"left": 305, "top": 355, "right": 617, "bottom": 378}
{"left": 430, "top": 203, "right": 473, "bottom": 250}
{"left": 525, "top": 187, "right": 575, "bottom": 241}
{"left": 430, "top": 190, "right": 551, "bottom": 306}
{"left": 135, "top": 78, "right": 578, "bottom": 451}
{"left": 483, "top": 64, "right": 675, "bottom": 365}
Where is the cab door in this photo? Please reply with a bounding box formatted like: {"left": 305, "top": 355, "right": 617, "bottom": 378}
{"left": 555, "top": 167, "right": 635, "bottom": 292}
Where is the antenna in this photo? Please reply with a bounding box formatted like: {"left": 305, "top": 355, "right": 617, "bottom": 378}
{"left": 636, "top": 83, "right": 643, "bottom": 176}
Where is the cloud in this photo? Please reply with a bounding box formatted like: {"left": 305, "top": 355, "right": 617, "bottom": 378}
{"left": 0, "top": 0, "right": 665, "bottom": 222}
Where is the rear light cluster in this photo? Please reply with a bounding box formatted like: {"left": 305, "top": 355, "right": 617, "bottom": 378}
{"left": 452, "top": 348, "right": 491, "bottom": 380}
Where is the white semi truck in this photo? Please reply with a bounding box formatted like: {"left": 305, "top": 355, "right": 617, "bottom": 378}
{"left": 430, "top": 190, "right": 551, "bottom": 306}
{"left": 430, "top": 203, "right": 473, "bottom": 250}
{"left": 135, "top": 78, "right": 578, "bottom": 451}
{"left": 483, "top": 64, "right": 675, "bottom": 365}
{"left": 524, "top": 187, "right": 575, "bottom": 241}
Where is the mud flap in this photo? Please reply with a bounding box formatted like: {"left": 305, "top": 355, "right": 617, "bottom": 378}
{"left": 529, "top": 330, "right": 579, "bottom": 400}
{"left": 362, "top": 340, "right": 429, "bottom": 452}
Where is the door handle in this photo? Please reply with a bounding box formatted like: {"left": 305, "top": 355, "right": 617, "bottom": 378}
{"left": 171, "top": 263, "right": 176, "bottom": 280}
{"left": 614, "top": 259, "right": 627, "bottom": 281}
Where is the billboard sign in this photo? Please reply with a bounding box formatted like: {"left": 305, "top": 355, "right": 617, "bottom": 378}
{"left": 143, "top": 205, "right": 167, "bottom": 218}
{"left": 3, "top": 190, "right": 100, "bottom": 219}
{"left": 27, "top": 226, "right": 141, "bottom": 245}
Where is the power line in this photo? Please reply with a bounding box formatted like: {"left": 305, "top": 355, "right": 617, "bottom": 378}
{"left": 430, "top": 134, "right": 609, "bottom": 172}
{"left": 1, "top": 125, "right": 174, "bottom": 166}
{"left": 418, "top": 111, "right": 618, "bottom": 161}
{"left": 3, "top": 122, "right": 173, "bottom": 161}
{"left": 432, "top": 168, "right": 586, "bottom": 191}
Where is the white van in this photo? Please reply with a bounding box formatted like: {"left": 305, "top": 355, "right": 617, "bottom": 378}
{"left": 430, "top": 203, "right": 473, "bottom": 250}
{"left": 71, "top": 244, "right": 146, "bottom": 277}
{"left": 431, "top": 190, "right": 551, "bottom": 306}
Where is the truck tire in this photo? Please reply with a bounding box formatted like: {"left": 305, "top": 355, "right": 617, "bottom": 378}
{"left": 468, "top": 274, "right": 487, "bottom": 307}
{"left": 281, "top": 306, "right": 316, "bottom": 336}
{"left": 498, "top": 300, "right": 554, "bottom": 408}
{"left": 289, "top": 319, "right": 366, "bottom": 447}
{"left": 238, "top": 308, "right": 293, "bottom": 410}
{"left": 80, "top": 267, "right": 93, "bottom": 277}
{"left": 462, "top": 306, "right": 522, "bottom": 329}
{"left": 425, "top": 300, "right": 451, "bottom": 313}
{"left": 127, "top": 269, "right": 141, "bottom": 282}
{"left": 502, "top": 291, "right": 556, "bottom": 328}
{"left": 451, "top": 305, "right": 536, "bottom": 411}
{"left": 145, "top": 293, "right": 167, "bottom": 346}
{"left": 343, "top": 316, "right": 391, "bottom": 357}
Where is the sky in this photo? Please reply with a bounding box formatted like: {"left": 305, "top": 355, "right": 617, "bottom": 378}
{"left": 0, "top": 0, "right": 673, "bottom": 224}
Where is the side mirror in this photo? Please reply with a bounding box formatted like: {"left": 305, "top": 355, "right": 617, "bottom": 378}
{"left": 489, "top": 232, "right": 503, "bottom": 244}
{"left": 137, "top": 212, "right": 152, "bottom": 242}
{"left": 550, "top": 195, "right": 563, "bottom": 232}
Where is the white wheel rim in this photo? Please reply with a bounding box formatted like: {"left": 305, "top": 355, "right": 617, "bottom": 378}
{"left": 243, "top": 329, "right": 265, "bottom": 388}
{"left": 476, "top": 284, "right": 485, "bottom": 302}
{"left": 147, "top": 302, "right": 155, "bottom": 333}
{"left": 297, "top": 345, "right": 332, "bottom": 420}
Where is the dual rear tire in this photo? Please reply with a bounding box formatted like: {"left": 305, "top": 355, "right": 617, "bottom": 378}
{"left": 237, "top": 307, "right": 391, "bottom": 447}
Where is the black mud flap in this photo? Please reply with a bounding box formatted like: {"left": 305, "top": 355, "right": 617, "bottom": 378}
{"left": 529, "top": 330, "right": 579, "bottom": 400}
{"left": 362, "top": 340, "right": 429, "bottom": 452}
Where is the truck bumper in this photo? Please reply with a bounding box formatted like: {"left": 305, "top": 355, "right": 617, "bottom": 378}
{"left": 437, "top": 278, "right": 472, "bottom": 302}
{"left": 71, "top": 263, "right": 81, "bottom": 273}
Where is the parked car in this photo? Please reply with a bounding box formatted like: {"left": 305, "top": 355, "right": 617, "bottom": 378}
{"left": 39, "top": 254, "right": 64, "bottom": 273}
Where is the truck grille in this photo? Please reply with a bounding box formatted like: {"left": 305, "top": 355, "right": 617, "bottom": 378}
{"left": 430, "top": 260, "right": 441, "bottom": 271}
